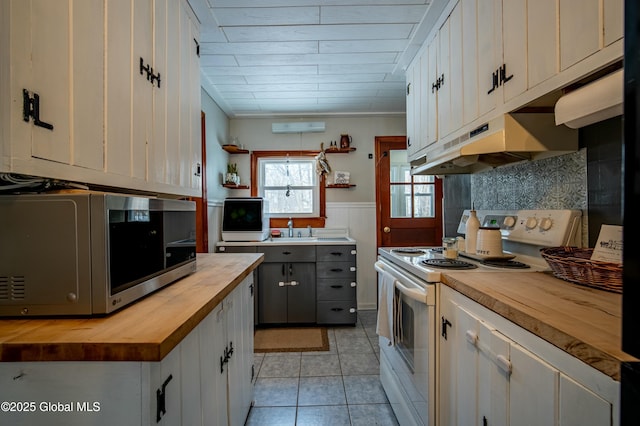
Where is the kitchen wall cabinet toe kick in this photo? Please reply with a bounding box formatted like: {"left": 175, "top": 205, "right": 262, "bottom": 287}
{"left": 218, "top": 243, "right": 358, "bottom": 326}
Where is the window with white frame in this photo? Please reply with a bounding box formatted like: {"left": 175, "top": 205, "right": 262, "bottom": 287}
{"left": 258, "top": 156, "right": 319, "bottom": 217}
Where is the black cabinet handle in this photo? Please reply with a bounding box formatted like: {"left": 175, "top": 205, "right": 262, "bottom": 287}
{"left": 331, "top": 307, "right": 344, "bottom": 312}
{"left": 156, "top": 374, "right": 173, "bottom": 422}
{"left": 330, "top": 252, "right": 343, "bottom": 256}
{"left": 330, "top": 268, "right": 343, "bottom": 272}
{"left": 22, "top": 89, "right": 54, "bottom": 130}
{"left": 441, "top": 316, "right": 452, "bottom": 340}
{"left": 282, "top": 251, "right": 291, "bottom": 255}
{"left": 330, "top": 285, "right": 343, "bottom": 289}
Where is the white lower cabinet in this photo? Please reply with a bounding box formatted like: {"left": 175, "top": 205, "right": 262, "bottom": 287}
{"left": 0, "top": 276, "right": 254, "bottom": 426}
{"left": 439, "top": 284, "right": 619, "bottom": 426}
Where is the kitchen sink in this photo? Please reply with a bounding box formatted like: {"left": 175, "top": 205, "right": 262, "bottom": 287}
{"left": 262, "top": 236, "right": 353, "bottom": 244}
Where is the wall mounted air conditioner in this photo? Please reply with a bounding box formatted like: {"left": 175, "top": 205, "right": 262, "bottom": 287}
{"left": 271, "top": 122, "right": 326, "bottom": 134}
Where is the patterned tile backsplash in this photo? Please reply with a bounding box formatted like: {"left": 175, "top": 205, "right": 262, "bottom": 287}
{"left": 471, "top": 149, "right": 587, "bottom": 211}
{"left": 470, "top": 148, "right": 588, "bottom": 245}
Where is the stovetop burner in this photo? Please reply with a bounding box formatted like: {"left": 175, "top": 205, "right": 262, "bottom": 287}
{"left": 391, "top": 248, "right": 426, "bottom": 255}
{"left": 421, "top": 258, "right": 478, "bottom": 270}
{"left": 480, "top": 259, "right": 531, "bottom": 269}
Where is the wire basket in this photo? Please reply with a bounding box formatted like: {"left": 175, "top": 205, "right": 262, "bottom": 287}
{"left": 540, "top": 247, "right": 622, "bottom": 293}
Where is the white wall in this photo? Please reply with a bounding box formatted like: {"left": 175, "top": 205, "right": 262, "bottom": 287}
{"left": 197, "top": 107, "right": 407, "bottom": 308}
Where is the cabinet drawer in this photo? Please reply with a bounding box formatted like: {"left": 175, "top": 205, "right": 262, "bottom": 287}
{"left": 316, "top": 245, "right": 356, "bottom": 262}
{"left": 259, "top": 245, "right": 316, "bottom": 262}
{"left": 317, "top": 279, "right": 356, "bottom": 301}
{"left": 317, "top": 301, "right": 357, "bottom": 325}
{"left": 217, "top": 245, "right": 257, "bottom": 253}
{"left": 316, "top": 262, "right": 356, "bottom": 279}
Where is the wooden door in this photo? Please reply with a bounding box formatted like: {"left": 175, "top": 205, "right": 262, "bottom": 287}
{"left": 375, "top": 136, "right": 443, "bottom": 247}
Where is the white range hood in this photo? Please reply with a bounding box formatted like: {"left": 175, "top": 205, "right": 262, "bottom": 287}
{"left": 411, "top": 113, "right": 578, "bottom": 175}
{"left": 554, "top": 69, "right": 623, "bottom": 129}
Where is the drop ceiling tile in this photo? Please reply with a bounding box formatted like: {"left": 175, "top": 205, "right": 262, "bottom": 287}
{"left": 222, "top": 24, "right": 413, "bottom": 42}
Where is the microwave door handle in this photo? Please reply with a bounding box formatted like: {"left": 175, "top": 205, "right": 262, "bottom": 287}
{"left": 394, "top": 281, "right": 428, "bottom": 305}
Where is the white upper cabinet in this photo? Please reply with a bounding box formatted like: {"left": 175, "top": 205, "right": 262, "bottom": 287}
{"left": 3, "top": 0, "right": 104, "bottom": 171}
{"left": 560, "top": 0, "right": 600, "bottom": 71}
{"left": 1, "top": 0, "right": 201, "bottom": 197}
{"left": 407, "top": 0, "right": 624, "bottom": 164}
{"left": 604, "top": 0, "right": 624, "bottom": 46}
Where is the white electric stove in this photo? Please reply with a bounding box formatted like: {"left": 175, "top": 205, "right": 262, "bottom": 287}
{"left": 378, "top": 209, "right": 583, "bottom": 282}
{"left": 375, "top": 209, "right": 582, "bottom": 426}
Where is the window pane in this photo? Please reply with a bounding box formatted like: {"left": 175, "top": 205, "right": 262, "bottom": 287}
{"left": 264, "top": 189, "right": 314, "bottom": 214}
{"left": 390, "top": 184, "right": 411, "bottom": 218}
{"left": 390, "top": 150, "right": 411, "bottom": 183}
{"left": 413, "top": 175, "right": 434, "bottom": 183}
{"left": 414, "top": 184, "right": 434, "bottom": 218}
{"left": 264, "top": 161, "right": 314, "bottom": 186}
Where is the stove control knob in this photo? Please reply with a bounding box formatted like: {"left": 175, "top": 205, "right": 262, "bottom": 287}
{"left": 525, "top": 217, "right": 538, "bottom": 230}
{"left": 539, "top": 217, "right": 553, "bottom": 231}
{"left": 503, "top": 216, "right": 516, "bottom": 228}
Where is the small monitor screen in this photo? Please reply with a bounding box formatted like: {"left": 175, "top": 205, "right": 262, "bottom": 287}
{"left": 223, "top": 199, "right": 264, "bottom": 232}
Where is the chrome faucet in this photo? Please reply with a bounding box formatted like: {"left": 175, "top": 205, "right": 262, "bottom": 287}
{"left": 287, "top": 217, "right": 293, "bottom": 237}
{"left": 307, "top": 225, "right": 312, "bottom": 237}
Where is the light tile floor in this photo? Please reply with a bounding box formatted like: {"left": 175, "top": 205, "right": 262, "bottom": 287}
{"left": 245, "top": 310, "right": 399, "bottom": 426}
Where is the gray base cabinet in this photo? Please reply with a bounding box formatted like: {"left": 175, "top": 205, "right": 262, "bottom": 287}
{"left": 258, "top": 262, "right": 316, "bottom": 324}
{"left": 217, "top": 242, "right": 357, "bottom": 326}
{"left": 316, "top": 245, "right": 357, "bottom": 325}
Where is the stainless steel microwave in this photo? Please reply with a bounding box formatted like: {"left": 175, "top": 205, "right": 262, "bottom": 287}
{"left": 0, "top": 192, "right": 197, "bottom": 317}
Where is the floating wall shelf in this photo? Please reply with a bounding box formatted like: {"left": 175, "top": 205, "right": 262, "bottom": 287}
{"left": 326, "top": 184, "right": 356, "bottom": 189}
{"left": 222, "top": 144, "right": 249, "bottom": 154}
{"left": 223, "top": 184, "right": 249, "bottom": 189}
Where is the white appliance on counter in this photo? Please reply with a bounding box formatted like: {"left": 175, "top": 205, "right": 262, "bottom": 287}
{"left": 375, "top": 209, "right": 582, "bottom": 426}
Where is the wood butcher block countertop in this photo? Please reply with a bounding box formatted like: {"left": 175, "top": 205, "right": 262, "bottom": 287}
{"left": 0, "top": 253, "right": 263, "bottom": 363}
{"left": 441, "top": 270, "right": 637, "bottom": 381}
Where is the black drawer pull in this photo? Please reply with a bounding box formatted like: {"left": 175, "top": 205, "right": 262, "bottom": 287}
{"left": 282, "top": 251, "right": 292, "bottom": 255}
{"left": 330, "top": 285, "right": 343, "bottom": 289}
{"left": 331, "top": 307, "right": 344, "bottom": 312}
{"left": 330, "top": 252, "right": 343, "bottom": 256}
{"left": 330, "top": 268, "right": 343, "bottom": 272}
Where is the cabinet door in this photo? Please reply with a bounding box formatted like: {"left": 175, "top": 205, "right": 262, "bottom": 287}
{"left": 258, "top": 263, "right": 289, "bottom": 323}
{"left": 559, "top": 374, "right": 612, "bottom": 426}
{"left": 288, "top": 262, "right": 316, "bottom": 323}
{"left": 509, "top": 343, "right": 558, "bottom": 426}
{"left": 406, "top": 59, "right": 417, "bottom": 158}
{"left": 150, "top": 342, "right": 182, "bottom": 425}
{"left": 604, "top": 0, "right": 624, "bottom": 46}
{"left": 501, "top": 0, "right": 527, "bottom": 102}
{"left": 527, "top": 0, "right": 558, "bottom": 89}
{"left": 180, "top": 328, "right": 203, "bottom": 426}
{"left": 437, "top": 17, "right": 452, "bottom": 139}
{"left": 476, "top": 0, "right": 499, "bottom": 117}
{"left": 461, "top": 0, "right": 478, "bottom": 126}
{"left": 425, "top": 35, "right": 439, "bottom": 145}
{"left": 560, "top": 0, "right": 600, "bottom": 71}
{"left": 226, "top": 277, "right": 256, "bottom": 426}
{"left": 199, "top": 304, "right": 229, "bottom": 426}
{"left": 150, "top": 0, "right": 169, "bottom": 185}
{"left": 448, "top": 3, "right": 464, "bottom": 134}
{"left": 10, "top": 0, "right": 103, "bottom": 169}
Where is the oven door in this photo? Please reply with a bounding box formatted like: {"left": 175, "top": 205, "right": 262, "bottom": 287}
{"left": 375, "top": 258, "right": 436, "bottom": 426}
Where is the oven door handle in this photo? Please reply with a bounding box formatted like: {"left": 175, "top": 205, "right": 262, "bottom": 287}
{"left": 375, "top": 261, "right": 429, "bottom": 305}
{"left": 394, "top": 281, "right": 428, "bottom": 305}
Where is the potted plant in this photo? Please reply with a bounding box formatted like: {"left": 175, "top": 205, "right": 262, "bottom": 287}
{"left": 226, "top": 163, "right": 239, "bottom": 185}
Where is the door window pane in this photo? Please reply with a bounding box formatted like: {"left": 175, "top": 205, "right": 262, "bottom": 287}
{"left": 389, "top": 150, "right": 436, "bottom": 218}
